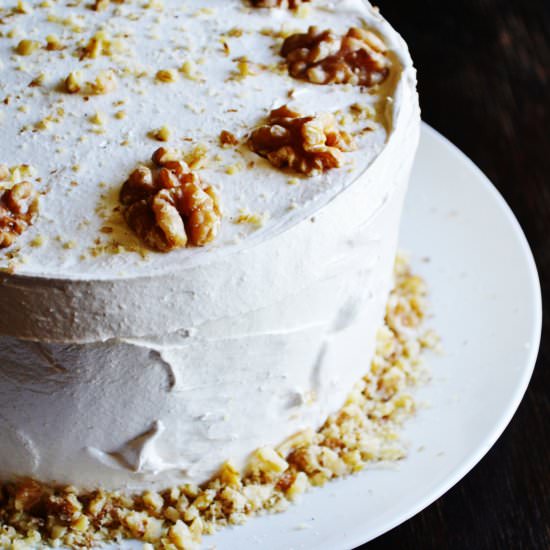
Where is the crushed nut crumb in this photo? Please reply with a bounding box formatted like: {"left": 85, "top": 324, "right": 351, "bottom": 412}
{"left": 0, "top": 181, "right": 39, "bottom": 249}
{"left": 149, "top": 126, "right": 171, "bottom": 142}
{"left": 15, "top": 39, "right": 40, "bottom": 56}
{"left": 219, "top": 130, "right": 239, "bottom": 148}
{"left": 119, "top": 148, "right": 222, "bottom": 251}
{"left": 155, "top": 69, "right": 178, "bottom": 84}
{"left": 0, "top": 256, "right": 437, "bottom": 549}
{"left": 250, "top": 0, "right": 310, "bottom": 8}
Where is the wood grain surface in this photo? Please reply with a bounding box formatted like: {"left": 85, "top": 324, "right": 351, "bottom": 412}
{"left": 357, "top": 1, "right": 549, "bottom": 549}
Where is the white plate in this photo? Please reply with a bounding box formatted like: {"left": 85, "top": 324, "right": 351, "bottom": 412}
{"left": 113, "top": 124, "right": 542, "bottom": 549}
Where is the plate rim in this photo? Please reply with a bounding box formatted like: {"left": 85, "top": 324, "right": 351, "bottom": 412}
{"left": 346, "top": 122, "right": 543, "bottom": 548}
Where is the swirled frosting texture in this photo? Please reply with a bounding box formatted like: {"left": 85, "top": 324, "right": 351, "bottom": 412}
{"left": 0, "top": 0, "right": 420, "bottom": 490}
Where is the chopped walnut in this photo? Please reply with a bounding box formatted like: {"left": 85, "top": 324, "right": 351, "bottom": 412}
{"left": 65, "top": 71, "right": 82, "bottom": 94}
{"left": 250, "top": 0, "right": 310, "bottom": 8}
{"left": 0, "top": 181, "right": 39, "bottom": 249}
{"left": 155, "top": 69, "right": 178, "bottom": 84}
{"left": 248, "top": 105, "right": 355, "bottom": 175}
{"left": 120, "top": 149, "right": 221, "bottom": 252}
{"left": 45, "top": 34, "right": 64, "bottom": 51}
{"left": 219, "top": 130, "right": 239, "bottom": 148}
{"left": 281, "top": 26, "right": 390, "bottom": 86}
{"left": 149, "top": 125, "right": 171, "bottom": 142}
{"left": 0, "top": 164, "right": 9, "bottom": 181}
{"left": 81, "top": 32, "right": 110, "bottom": 60}
{"left": 90, "top": 70, "right": 117, "bottom": 95}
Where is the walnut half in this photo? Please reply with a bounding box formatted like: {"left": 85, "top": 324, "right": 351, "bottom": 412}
{"left": 120, "top": 149, "right": 221, "bottom": 252}
{"left": 281, "top": 26, "right": 390, "bottom": 87}
{"left": 248, "top": 105, "right": 355, "bottom": 176}
{"left": 0, "top": 182, "right": 39, "bottom": 249}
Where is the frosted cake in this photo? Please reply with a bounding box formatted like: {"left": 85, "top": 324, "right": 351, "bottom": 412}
{"left": 0, "top": 0, "right": 420, "bottom": 497}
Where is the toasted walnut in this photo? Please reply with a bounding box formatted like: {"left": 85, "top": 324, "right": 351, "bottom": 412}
{"left": 65, "top": 71, "right": 82, "bottom": 94}
{"left": 93, "top": 0, "right": 110, "bottom": 10}
{"left": 0, "top": 164, "right": 9, "bottom": 181}
{"left": 149, "top": 125, "right": 171, "bottom": 142}
{"left": 81, "top": 32, "right": 110, "bottom": 60}
{"left": 155, "top": 69, "right": 178, "bottom": 84}
{"left": 281, "top": 26, "right": 390, "bottom": 86}
{"left": 0, "top": 181, "right": 39, "bottom": 249}
{"left": 120, "top": 149, "right": 221, "bottom": 252}
{"left": 250, "top": 0, "right": 310, "bottom": 8}
{"left": 13, "top": 479, "right": 45, "bottom": 512}
{"left": 248, "top": 105, "right": 355, "bottom": 175}
{"left": 219, "top": 130, "right": 239, "bottom": 148}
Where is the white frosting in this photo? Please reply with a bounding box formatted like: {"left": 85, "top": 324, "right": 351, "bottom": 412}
{"left": 0, "top": 0, "right": 420, "bottom": 490}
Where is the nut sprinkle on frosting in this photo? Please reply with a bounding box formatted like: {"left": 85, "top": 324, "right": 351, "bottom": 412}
{"left": 249, "top": 105, "right": 356, "bottom": 175}
{"left": 0, "top": 256, "right": 436, "bottom": 550}
{"left": 281, "top": 26, "right": 391, "bottom": 86}
{"left": 120, "top": 149, "right": 221, "bottom": 252}
{"left": 0, "top": 181, "right": 39, "bottom": 249}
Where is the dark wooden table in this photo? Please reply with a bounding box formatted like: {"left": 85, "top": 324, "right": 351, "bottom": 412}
{"left": 358, "top": 1, "right": 550, "bottom": 549}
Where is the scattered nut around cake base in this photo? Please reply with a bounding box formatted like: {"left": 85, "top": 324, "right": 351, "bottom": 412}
{"left": 0, "top": 256, "right": 438, "bottom": 550}
{"left": 249, "top": 105, "right": 356, "bottom": 175}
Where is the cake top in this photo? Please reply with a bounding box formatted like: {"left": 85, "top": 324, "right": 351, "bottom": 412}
{"left": 0, "top": 0, "right": 405, "bottom": 279}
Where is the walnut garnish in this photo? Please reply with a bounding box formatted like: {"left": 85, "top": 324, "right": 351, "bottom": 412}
{"left": 64, "top": 71, "right": 82, "bottom": 94}
{"left": 15, "top": 39, "right": 40, "bottom": 56}
{"left": 65, "top": 70, "right": 117, "bottom": 95}
{"left": 13, "top": 479, "right": 45, "bottom": 512}
{"left": 250, "top": 0, "right": 310, "bottom": 8}
{"left": 29, "top": 73, "right": 46, "bottom": 88}
{"left": 0, "top": 164, "right": 10, "bottom": 181}
{"left": 248, "top": 105, "right": 355, "bottom": 175}
{"left": 81, "top": 32, "right": 110, "bottom": 60}
{"left": 281, "top": 26, "right": 390, "bottom": 86}
{"left": 90, "top": 70, "right": 117, "bottom": 95}
{"left": 120, "top": 149, "right": 221, "bottom": 252}
{"left": 45, "top": 34, "right": 64, "bottom": 51}
{"left": 219, "top": 130, "right": 239, "bottom": 148}
{"left": 149, "top": 125, "right": 171, "bottom": 142}
{"left": 0, "top": 181, "right": 39, "bottom": 249}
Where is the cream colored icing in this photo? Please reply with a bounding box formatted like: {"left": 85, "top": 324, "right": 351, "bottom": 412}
{"left": 0, "top": 0, "right": 420, "bottom": 490}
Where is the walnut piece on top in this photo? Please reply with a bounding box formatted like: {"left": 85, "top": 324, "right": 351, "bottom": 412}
{"left": 0, "top": 182, "right": 39, "bottom": 249}
{"left": 248, "top": 105, "right": 356, "bottom": 176}
{"left": 281, "top": 26, "right": 390, "bottom": 87}
{"left": 120, "top": 149, "right": 221, "bottom": 252}
{"left": 250, "top": 0, "right": 310, "bottom": 8}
